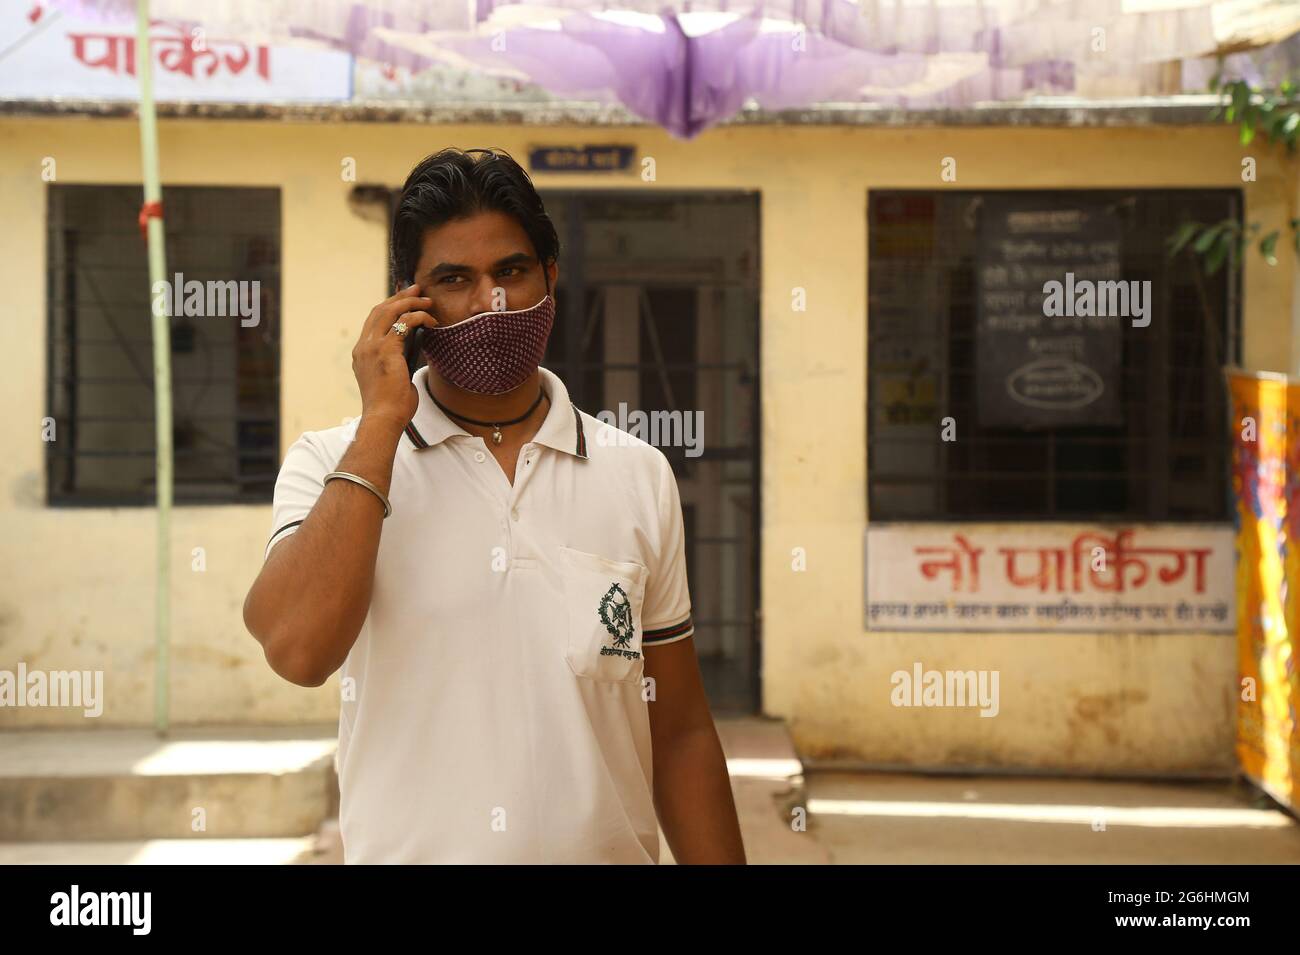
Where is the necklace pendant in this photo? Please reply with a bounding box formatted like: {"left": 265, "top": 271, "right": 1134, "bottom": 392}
{"left": 491, "top": 428, "right": 503, "bottom": 445}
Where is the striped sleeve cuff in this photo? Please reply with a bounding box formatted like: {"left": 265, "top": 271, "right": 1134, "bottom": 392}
{"left": 643, "top": 614, "right": 694, "bottom": 647}
{"left": 264, "top": 519, "right": 306, "bottom": 560}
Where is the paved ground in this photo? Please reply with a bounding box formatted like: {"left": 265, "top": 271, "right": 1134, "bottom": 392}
{"left": 802, "top": 771, "right": 1300, "bottom": 865}
{"left": 301, "top": 714, "right": 823, "bottom": 864}
{"left": 4, "top": 717, "right": 1296, "bottom": 864}
{"left": 301, "top": 721, "right": 1299, "bottom": 865}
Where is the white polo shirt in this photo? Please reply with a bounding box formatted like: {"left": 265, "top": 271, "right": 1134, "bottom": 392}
{"left": 264, "top": 364, "right": 694, "bottom": 863}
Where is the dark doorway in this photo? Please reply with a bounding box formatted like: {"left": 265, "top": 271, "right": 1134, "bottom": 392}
{"left": 541, "top": 191, "right": 762, "bottom": 715}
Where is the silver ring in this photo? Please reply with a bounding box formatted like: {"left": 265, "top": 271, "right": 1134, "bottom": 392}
{"left": 390, "top": 320, "right": 408, "bottom": 337}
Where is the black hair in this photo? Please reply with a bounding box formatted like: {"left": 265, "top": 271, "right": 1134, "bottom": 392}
{"left": 390, "top": 147, "right": 560, "bottom": 294}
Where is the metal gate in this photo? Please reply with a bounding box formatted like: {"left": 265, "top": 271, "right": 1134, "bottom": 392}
{"left": 541, "top": 191, "right": 762, "bottom": 714}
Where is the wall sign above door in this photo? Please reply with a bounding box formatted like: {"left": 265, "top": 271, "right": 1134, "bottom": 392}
{"left": 529, "top": 145, "right": 636, "bottom": 173}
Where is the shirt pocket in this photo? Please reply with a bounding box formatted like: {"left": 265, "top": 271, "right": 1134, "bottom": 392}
{"left": 558, "top": 544, "right": 648, "bottom": 684}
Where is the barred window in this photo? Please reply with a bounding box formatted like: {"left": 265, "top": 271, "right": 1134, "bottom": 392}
{"left": 867, "top": 189, "right": 1240, "bottom": 522}
{"left": 46, "top": 185, "right": 281, "bottom": 505}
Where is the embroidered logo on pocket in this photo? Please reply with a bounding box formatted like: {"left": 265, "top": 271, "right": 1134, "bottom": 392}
{"left": 598, "top": 582, "right": 641, "bottom": 660}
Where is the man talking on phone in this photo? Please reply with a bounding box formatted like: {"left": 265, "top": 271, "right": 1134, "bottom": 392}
{"left": 243, "top": 147, "right": 746, "bottom": 864}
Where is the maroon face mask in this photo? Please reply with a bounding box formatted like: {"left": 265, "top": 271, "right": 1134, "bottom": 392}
{"left": 420, "top": 293, "right": 555, "bottom": 395}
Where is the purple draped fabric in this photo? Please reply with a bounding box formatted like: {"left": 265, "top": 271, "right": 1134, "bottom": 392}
{"left": 38, "top": 0, "right": 1297, "bottom": 139}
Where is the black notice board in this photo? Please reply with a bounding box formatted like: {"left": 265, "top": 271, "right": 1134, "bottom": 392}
{"left": 976, "top": 195, "right": 1124, "bottom": 429}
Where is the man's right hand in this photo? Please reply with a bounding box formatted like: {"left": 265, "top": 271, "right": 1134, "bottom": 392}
{"left": 352, "top": 283, "right": 437, "bottom": 429}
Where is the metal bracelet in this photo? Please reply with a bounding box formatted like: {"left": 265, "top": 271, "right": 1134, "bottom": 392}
{"left": 323, "top": 470, "right": 392, "bottom": 519}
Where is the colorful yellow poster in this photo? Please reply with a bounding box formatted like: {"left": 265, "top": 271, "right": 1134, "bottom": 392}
{"left": 1228, "top": 369, "right": 1299, "bottom": 812}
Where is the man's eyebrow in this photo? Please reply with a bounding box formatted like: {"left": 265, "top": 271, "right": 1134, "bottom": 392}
{"left": 424, "top": 252, "right": 534, "bottom": 279}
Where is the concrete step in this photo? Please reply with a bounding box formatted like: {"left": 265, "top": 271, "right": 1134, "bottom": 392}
{"left": 805, "top": 772, "right": 1300, "bottom": 864}
{"left": 0, "top": 718, "right": 816, "bottom": 861}
{"left": 0, "top": 837, "right": 323, "bottom": 865}
{"left": 0, "top": 725, "right": 338, "bottom": 841}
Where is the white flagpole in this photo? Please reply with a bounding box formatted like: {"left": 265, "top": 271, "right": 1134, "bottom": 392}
{"left": 135, "top": 0, "right": 173, "bottom": 737}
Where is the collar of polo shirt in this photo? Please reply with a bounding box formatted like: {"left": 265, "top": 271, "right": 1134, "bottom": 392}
{"left": 404, "top": 364, "right": 588, "bottom": 459}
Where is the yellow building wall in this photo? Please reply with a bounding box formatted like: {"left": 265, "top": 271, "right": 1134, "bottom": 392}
{"left": 0, "top": 115, "right": 1294, "bottom": 773}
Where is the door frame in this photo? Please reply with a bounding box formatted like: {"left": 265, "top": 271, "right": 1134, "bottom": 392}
{"left": 540, "top": 189, "right": 763, "bottom": 714}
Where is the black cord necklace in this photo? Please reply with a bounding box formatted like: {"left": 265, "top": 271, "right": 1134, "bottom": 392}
{"left": 424, "top": 378, "right": 547, "bottom": 446}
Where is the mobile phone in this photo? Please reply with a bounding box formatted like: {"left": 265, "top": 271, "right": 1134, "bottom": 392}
{"left": 403, "top": 324, "right": 430, "bottom": 377}
{"left": 399, "top": 282, "right": 434, "bottom": 376}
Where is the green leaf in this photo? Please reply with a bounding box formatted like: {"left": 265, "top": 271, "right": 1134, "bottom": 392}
{"left": 1282, "top": 110, "right": 1300, "bottom": 142}
{"left": 1168, "top": 221, "right": 1201, "bottom": 257}
{"left": 1205, "top": 235, "right": 1231, "bottom": 275}
{"left": 1229, "top": 82, "right": 1249, "bottom": 122}
{"left": 1258, "top": 101, "right": 1277, "bottom": 141}
{"left": 1260, "top": 230, "right": 1279, "bottom": 265}
{"left": 1193, "top": 222, "right": 1225, "bottom": 253}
